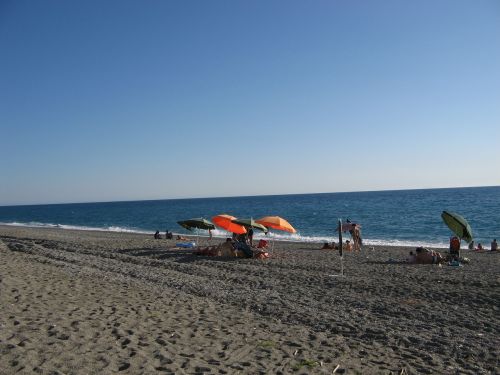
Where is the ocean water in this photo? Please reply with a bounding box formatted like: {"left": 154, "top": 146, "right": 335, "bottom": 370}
{"left": 0, "top": 186, "right": 499, "bottom": 249}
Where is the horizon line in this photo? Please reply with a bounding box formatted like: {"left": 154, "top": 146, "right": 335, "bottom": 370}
{"left": 1, "top": 184, "right": 498, "bottom": 208}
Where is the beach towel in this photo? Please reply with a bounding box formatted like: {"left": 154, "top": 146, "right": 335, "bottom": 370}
{"left": 176, "top": 242, "right": 196, "bottom": 248}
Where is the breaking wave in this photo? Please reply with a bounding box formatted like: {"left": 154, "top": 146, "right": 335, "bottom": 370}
{"left": 0, "top": 221, "right": 449, "bottom": 248}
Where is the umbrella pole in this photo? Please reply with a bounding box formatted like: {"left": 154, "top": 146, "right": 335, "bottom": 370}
{"left": 330, "top": 219, "right": 345, "bottom": 277}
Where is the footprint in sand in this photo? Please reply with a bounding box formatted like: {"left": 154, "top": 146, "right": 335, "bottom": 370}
{"left": 121, "top": 338, "right": 131, "bottom": 348}
{"left": 70, "top": 320, "right": 79, "bottom": 331}
{"left": 118, "top": 362, "right": 130, "bottom": 371}
{"left": 155, "top": 337, "right": 167, "bottom": 346}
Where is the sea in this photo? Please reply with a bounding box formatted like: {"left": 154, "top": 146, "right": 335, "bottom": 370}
{"left": 0, "top": 186, "right": 499, "bottom": 249}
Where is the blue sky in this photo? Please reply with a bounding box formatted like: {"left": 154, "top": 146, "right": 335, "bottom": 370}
{"left": 1, "top": 0, "right": 499, "bottom": 205}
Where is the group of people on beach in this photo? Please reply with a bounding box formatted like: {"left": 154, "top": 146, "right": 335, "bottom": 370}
{"left": 194, "top": 234, "right": 269, "bottom": 259}
{"left": 467, "top": 239, "right": 497, "bottom": 251}
{"left": 322, "top": 220, "right": 362, "bottom": 252}
{"left": 230, "top": 228, "right": 254, "bottom": 246}
{"left": 153, "top": 226, "right": 268, "bottom": 259}
{"left": 153, "top": 230, "right": 177, "bottom": 240}
{"left": 155, "top": 222, "right": 498, "bottom": 265}
{"left": 404, "top": 237, "right": 498, "bottom": 266}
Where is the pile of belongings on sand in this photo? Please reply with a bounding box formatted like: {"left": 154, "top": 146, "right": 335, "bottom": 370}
{"left": 194, "top": 239, "right": 269, "bottom": 259}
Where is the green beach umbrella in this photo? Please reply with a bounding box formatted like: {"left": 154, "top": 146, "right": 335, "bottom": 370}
{"left": 231, "top": 218, "right": 268, "bottom": 233}
{"left": 177, "top": 218, "right": 215, "bottom": 231}
{"left": 441, "top": 211, "right": 473, "bottom": 243}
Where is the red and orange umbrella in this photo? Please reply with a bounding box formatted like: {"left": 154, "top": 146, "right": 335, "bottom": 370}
{"left": 212, "top": 214, "right": 247, "bottom": 234}
{"left": 255, "top": 216, "right": 296, "bottom": 233}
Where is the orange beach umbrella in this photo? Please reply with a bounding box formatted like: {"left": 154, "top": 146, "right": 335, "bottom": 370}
{"left": 255, "top": 216, "right": 296, "bottom": 233}
{"left": 212, "top": 214, "right": 247, "bottom": 234}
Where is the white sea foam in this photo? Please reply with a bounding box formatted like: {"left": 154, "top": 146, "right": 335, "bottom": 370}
{"left": 209, "top": 229, "right": 451, "bottom": 248}
{"left": 0, "top": 221, "right": 451, "bottom": 248}
{"left": 0, "top": 221, "right": 151, "bottom": 235}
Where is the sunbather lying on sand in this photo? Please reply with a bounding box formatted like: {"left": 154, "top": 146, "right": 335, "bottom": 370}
{"left": 415, "top": 247, "right": 444, "bottom": 264}
{"left": 193, "top": 245, "right": 219, "bottom": 256}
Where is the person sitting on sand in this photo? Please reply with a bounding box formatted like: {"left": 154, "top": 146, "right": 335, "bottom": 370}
{"left": 165, "top": 230, "right": 173, "bottom": 239}
{"left": 345, "top": 240, "right": 352, "bottom": 252}
{"left": 236, "top": 233, "right": 247, "bottom": 244}
{"left": 468, "top": 241, "right": 474, "bottom": 250}
{"left": 491, "top": 239, "right": 498, "bottom": 251}
{"left": 217, "top": 241, "right": 237, "bottom": 257}
{"left": 257, "top": 239, "right": 268, "bottom": 249}
{"left": 449, "top": 236, "right": 460, "bottom": 260}
{"left": 154, "top": 230, "right": 161, "bottom": 239}
{"left": 476, "top": 243, "right": 484, "bottom": 251}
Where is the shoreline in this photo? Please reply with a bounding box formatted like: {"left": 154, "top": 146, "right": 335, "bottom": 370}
{"left": 0, "top": 223, "right": 458, "bottom": 250}
{"left": 1, "top": 225, "right": 498, "bottom": 374}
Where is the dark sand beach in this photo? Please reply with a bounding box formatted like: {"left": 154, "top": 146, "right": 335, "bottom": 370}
{"left": 0, "top": 225, "right": 498, "bottom": 374}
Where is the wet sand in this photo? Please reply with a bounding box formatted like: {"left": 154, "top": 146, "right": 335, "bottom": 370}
{"left": 0, "top": 225, "right": 498, "bottom": 374}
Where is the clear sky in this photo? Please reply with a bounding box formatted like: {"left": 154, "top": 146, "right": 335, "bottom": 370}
{"left": 1, "top": 0, "right": 499, "bottom": 205}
